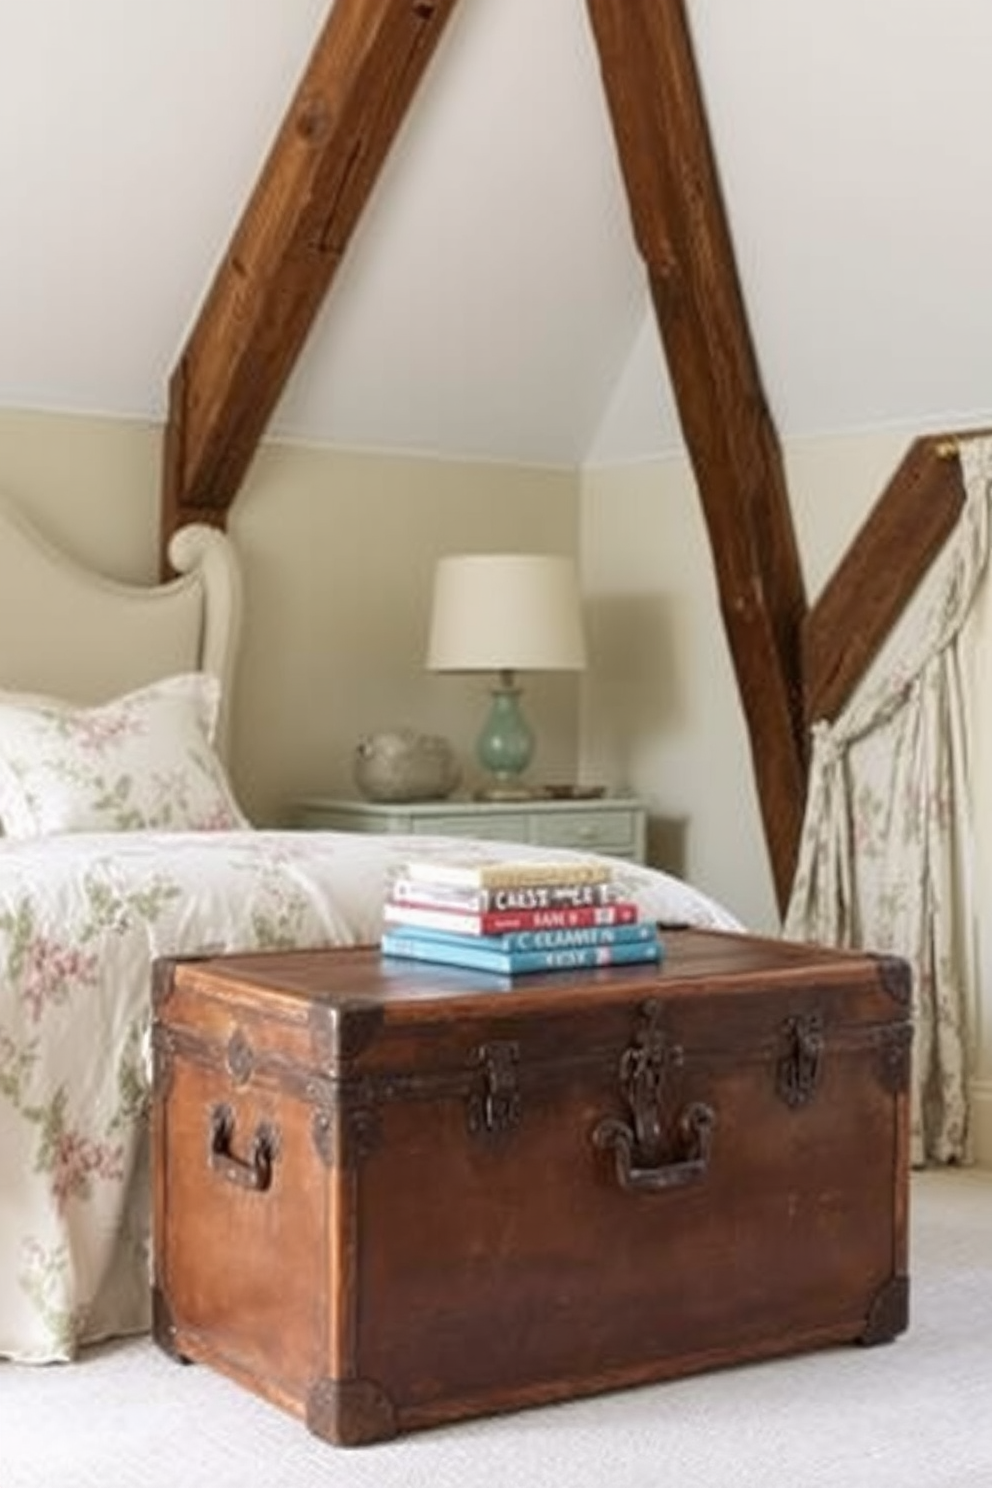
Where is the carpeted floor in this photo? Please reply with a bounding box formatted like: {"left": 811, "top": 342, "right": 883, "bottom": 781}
{"left": 2, "top": 1169, "right": 991, "bottom": 1488}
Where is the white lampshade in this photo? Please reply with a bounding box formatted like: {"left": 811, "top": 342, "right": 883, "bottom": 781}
{"left": 426, "top": 554, "right": 586, "bottom": 673}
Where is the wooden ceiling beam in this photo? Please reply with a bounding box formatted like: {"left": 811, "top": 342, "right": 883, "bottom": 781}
{"left": 587, "top": 0, "right": 808, "bottom": 913}
{"left": 161, "top": 0, "right": 462, "bottom": 556}
{"left": 803, "top": 434, "right": 975, "bottom": 726}
{"left": 158, "top": 0, "right": 970, "bottom": 921}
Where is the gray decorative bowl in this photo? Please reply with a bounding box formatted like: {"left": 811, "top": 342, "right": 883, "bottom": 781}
{"left": 353, "top": 730, "right": 460, "bottom": 803}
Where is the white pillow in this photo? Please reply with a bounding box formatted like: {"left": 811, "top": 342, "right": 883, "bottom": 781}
{"left": 0, "top": 673, "right": 250, "bottom": 837}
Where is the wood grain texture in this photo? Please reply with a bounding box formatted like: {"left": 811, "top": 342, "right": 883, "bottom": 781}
{"left": 161, "top": 0, "right": 462, "bottom": 556}
{"left": 156, "top": 0, "right": 971, "bottom": 920}
{"left": 586, "top": 0, "right": 808, "bottom": 911}
{"left": 152, "top": 936, "right": 910, "bottom": 1444}
{"left": 803, "top": 435, "right": 971, "bottom": 724}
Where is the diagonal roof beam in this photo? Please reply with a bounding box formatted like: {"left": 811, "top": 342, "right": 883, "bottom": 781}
{"left": 803, "top": 434, "right": 974, "bottom": 726}
{"left": 159, "top": 0, "right": 962, "bottom": 918}
{"left": 161, "top": 0, "right": 462, "bottom": 554}
{"left": 587, "top": 0, "right": 808, "bottom": 912}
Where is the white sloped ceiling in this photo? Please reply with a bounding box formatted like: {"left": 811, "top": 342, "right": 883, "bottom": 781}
{"left": 2, "top": 0, "right": 991, "bottom": 467}
{"left": 595, "top": 0, "right": 992, "bottom": 462}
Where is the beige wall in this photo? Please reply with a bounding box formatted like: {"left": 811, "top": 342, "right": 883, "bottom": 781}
{"left": 229, "top": 441, "right": 582, "bottom": 818}
{"left": 580, "top": 428, "right": 917, "bottom": 928}
{"left": 0, "top": 408, "right": 583, "bottom": 826}
{"left": 3, "top": 405, "right": 990, "bottom": 1162}
{"left": 0, "top": 404, "right": 900, "bottom": 921}
{"left": 579, "top": 453, "right": 773, "bottom": 926}
{"left": 0, "top": 407, "right": 161, "bottom": 580}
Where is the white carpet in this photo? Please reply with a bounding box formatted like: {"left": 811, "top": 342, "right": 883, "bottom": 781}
{"left": 2, "top": 1170, "right": 991, "bottom": 1488}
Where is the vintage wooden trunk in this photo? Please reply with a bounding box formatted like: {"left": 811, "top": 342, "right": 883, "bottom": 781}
{"left": 151, "top": 929, "right": 911, "bottom": 1446}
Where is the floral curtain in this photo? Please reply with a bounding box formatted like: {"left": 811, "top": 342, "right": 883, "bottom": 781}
{"left": 786, "top": 435, "right": 992, "bottom": 1165}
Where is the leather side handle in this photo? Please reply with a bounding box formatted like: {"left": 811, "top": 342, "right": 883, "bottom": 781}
{"left": 208, "top": 1103, "right": 278, "bottom": 1192}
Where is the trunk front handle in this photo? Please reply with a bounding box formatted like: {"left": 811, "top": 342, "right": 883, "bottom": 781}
{"left": 593, "top": 1100, "right": 715, "bottom": 1192}
{"left": 592, "top": 997, "right": 716, "bottom": 1192}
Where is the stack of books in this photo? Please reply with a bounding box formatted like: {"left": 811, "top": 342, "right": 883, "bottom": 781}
{"left": 380, "top": 858, "right": 663, "bottom": 975}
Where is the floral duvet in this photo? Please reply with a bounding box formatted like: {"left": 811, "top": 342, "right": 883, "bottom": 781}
{"left": 0, "top": 828, "right": 739, "bottom": 1364}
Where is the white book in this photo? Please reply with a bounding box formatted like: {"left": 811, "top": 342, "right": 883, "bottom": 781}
{"left": 400, "top": 857, "right": 612, "bottom": 891}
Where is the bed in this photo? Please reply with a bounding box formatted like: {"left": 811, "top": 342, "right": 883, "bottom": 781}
{"left": 0, "top": 494, "right": 740, "bottom": 1365}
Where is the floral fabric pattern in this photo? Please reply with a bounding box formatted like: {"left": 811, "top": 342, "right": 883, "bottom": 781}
{"left": 786, "top": 435, "right": 992, "bottom": 1165}
{"left": 0, "top": 674, "right": 249, "bottom": 837}
{"left": 0, "top": 827, "right": 739, "bottom": 1363}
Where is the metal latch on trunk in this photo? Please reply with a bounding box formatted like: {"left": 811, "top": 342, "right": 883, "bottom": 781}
{"left": 592, "top": 998, "right": 715, "bottom": 1193}
{"left": 776, "top": 1013, "right": 824, "bottom": 1108}
{"left": 468, "top": 1041, "right": 521, "bottom": 1137}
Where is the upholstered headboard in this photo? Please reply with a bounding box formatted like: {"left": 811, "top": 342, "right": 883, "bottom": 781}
{"left": 0, "top": 493, "right": 242, "bottom": 757}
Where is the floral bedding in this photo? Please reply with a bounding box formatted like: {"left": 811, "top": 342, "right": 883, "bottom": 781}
{"left": 0, "top": 828, "right": 739, "bottom": 1364}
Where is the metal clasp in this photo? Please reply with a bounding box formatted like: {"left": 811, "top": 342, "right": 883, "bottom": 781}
{"left": 468, "top": 1041, "right": 521, "bottom": 1137}
{"left": 777, "top": 1013, "right": 824, "bottom": 1108}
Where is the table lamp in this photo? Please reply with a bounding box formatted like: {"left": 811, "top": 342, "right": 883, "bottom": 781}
{"left": 426, "top": 553, "right": 586, "bottom": 799}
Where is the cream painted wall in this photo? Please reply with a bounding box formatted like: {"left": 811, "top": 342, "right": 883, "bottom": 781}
{"left": 4, "top": 405, "right": 989, "bottom": 1161}
{"left": 0, "top": 408, "right": 583, "bottom": 825}
{"left": 578, "top": 455, "right": 774, "bottom": 929}
{"left": 228, "top": 442, "right": 583, "bottom": 817}
{"left": 0, "top": 408, "right": 160, "bottom": 581}
{"left": 580, "top": 426, "right": 929, "bottom": 926}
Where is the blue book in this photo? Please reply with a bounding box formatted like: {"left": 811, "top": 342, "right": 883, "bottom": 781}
{"left": 383, "top": 920, "right": 659, "bottom": 955}
{"left": 380, "top": 928, "right": 664, "bottom": 976}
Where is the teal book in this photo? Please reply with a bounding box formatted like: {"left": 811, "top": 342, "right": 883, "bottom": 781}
{"left": 382, "top": 920, "right": 659, "bottom": 955}
{"left": 380, "top": 928, "right": 664, "bottom": 976}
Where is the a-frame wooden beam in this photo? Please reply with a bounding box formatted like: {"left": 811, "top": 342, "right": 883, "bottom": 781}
{"left": 161, "top": 0, "right": 974, "bottom": 921}
{"left": 587, "top": 0, "right": 808, "bottom": 911}
{"left": 161, "top": 0, "right": 461, "bottom": 555}
{"left": 803, "top": 435, "right": 972, "bottom": 725}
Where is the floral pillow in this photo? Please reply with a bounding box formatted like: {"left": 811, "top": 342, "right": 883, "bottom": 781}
{"left": 0, "top": 673, "right": 251, "bottom": 837}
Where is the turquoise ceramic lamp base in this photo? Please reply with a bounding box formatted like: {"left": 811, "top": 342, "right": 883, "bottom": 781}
{"left": 475, "top": 670, "right": 536, "bottom": 800}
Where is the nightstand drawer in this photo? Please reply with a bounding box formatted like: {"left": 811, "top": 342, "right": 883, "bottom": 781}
{"left": 531, "top": 807, "right": 640, "bottom": 856}
{"left": 291, "top": 796, "right": 648, "bottom": 864}
{"left": 411, "top": 812, "right": 531, "bottom": 841}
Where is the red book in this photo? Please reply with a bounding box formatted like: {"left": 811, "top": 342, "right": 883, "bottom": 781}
{"left": 383, "top": 899, "right": 639, "bottom": 937}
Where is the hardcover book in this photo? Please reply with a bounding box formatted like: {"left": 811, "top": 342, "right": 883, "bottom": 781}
{"left": 380, "top": 928, "right": 663, "bottom": 976}
{"left": 390, "top": 876, "right": 617, "bottom": 914}
{"left": 381, "top": 917, "right": 656, "bottom": 954}
{"left": 401, "top": 858, "right": 612, "bottom": 890}
{"left": 382, "top": 899, "right": 640, "bottom": 937}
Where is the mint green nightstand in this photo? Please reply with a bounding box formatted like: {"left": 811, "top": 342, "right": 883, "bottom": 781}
{"left": 292, "top": 796, "right": 647, "bottom": 864}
